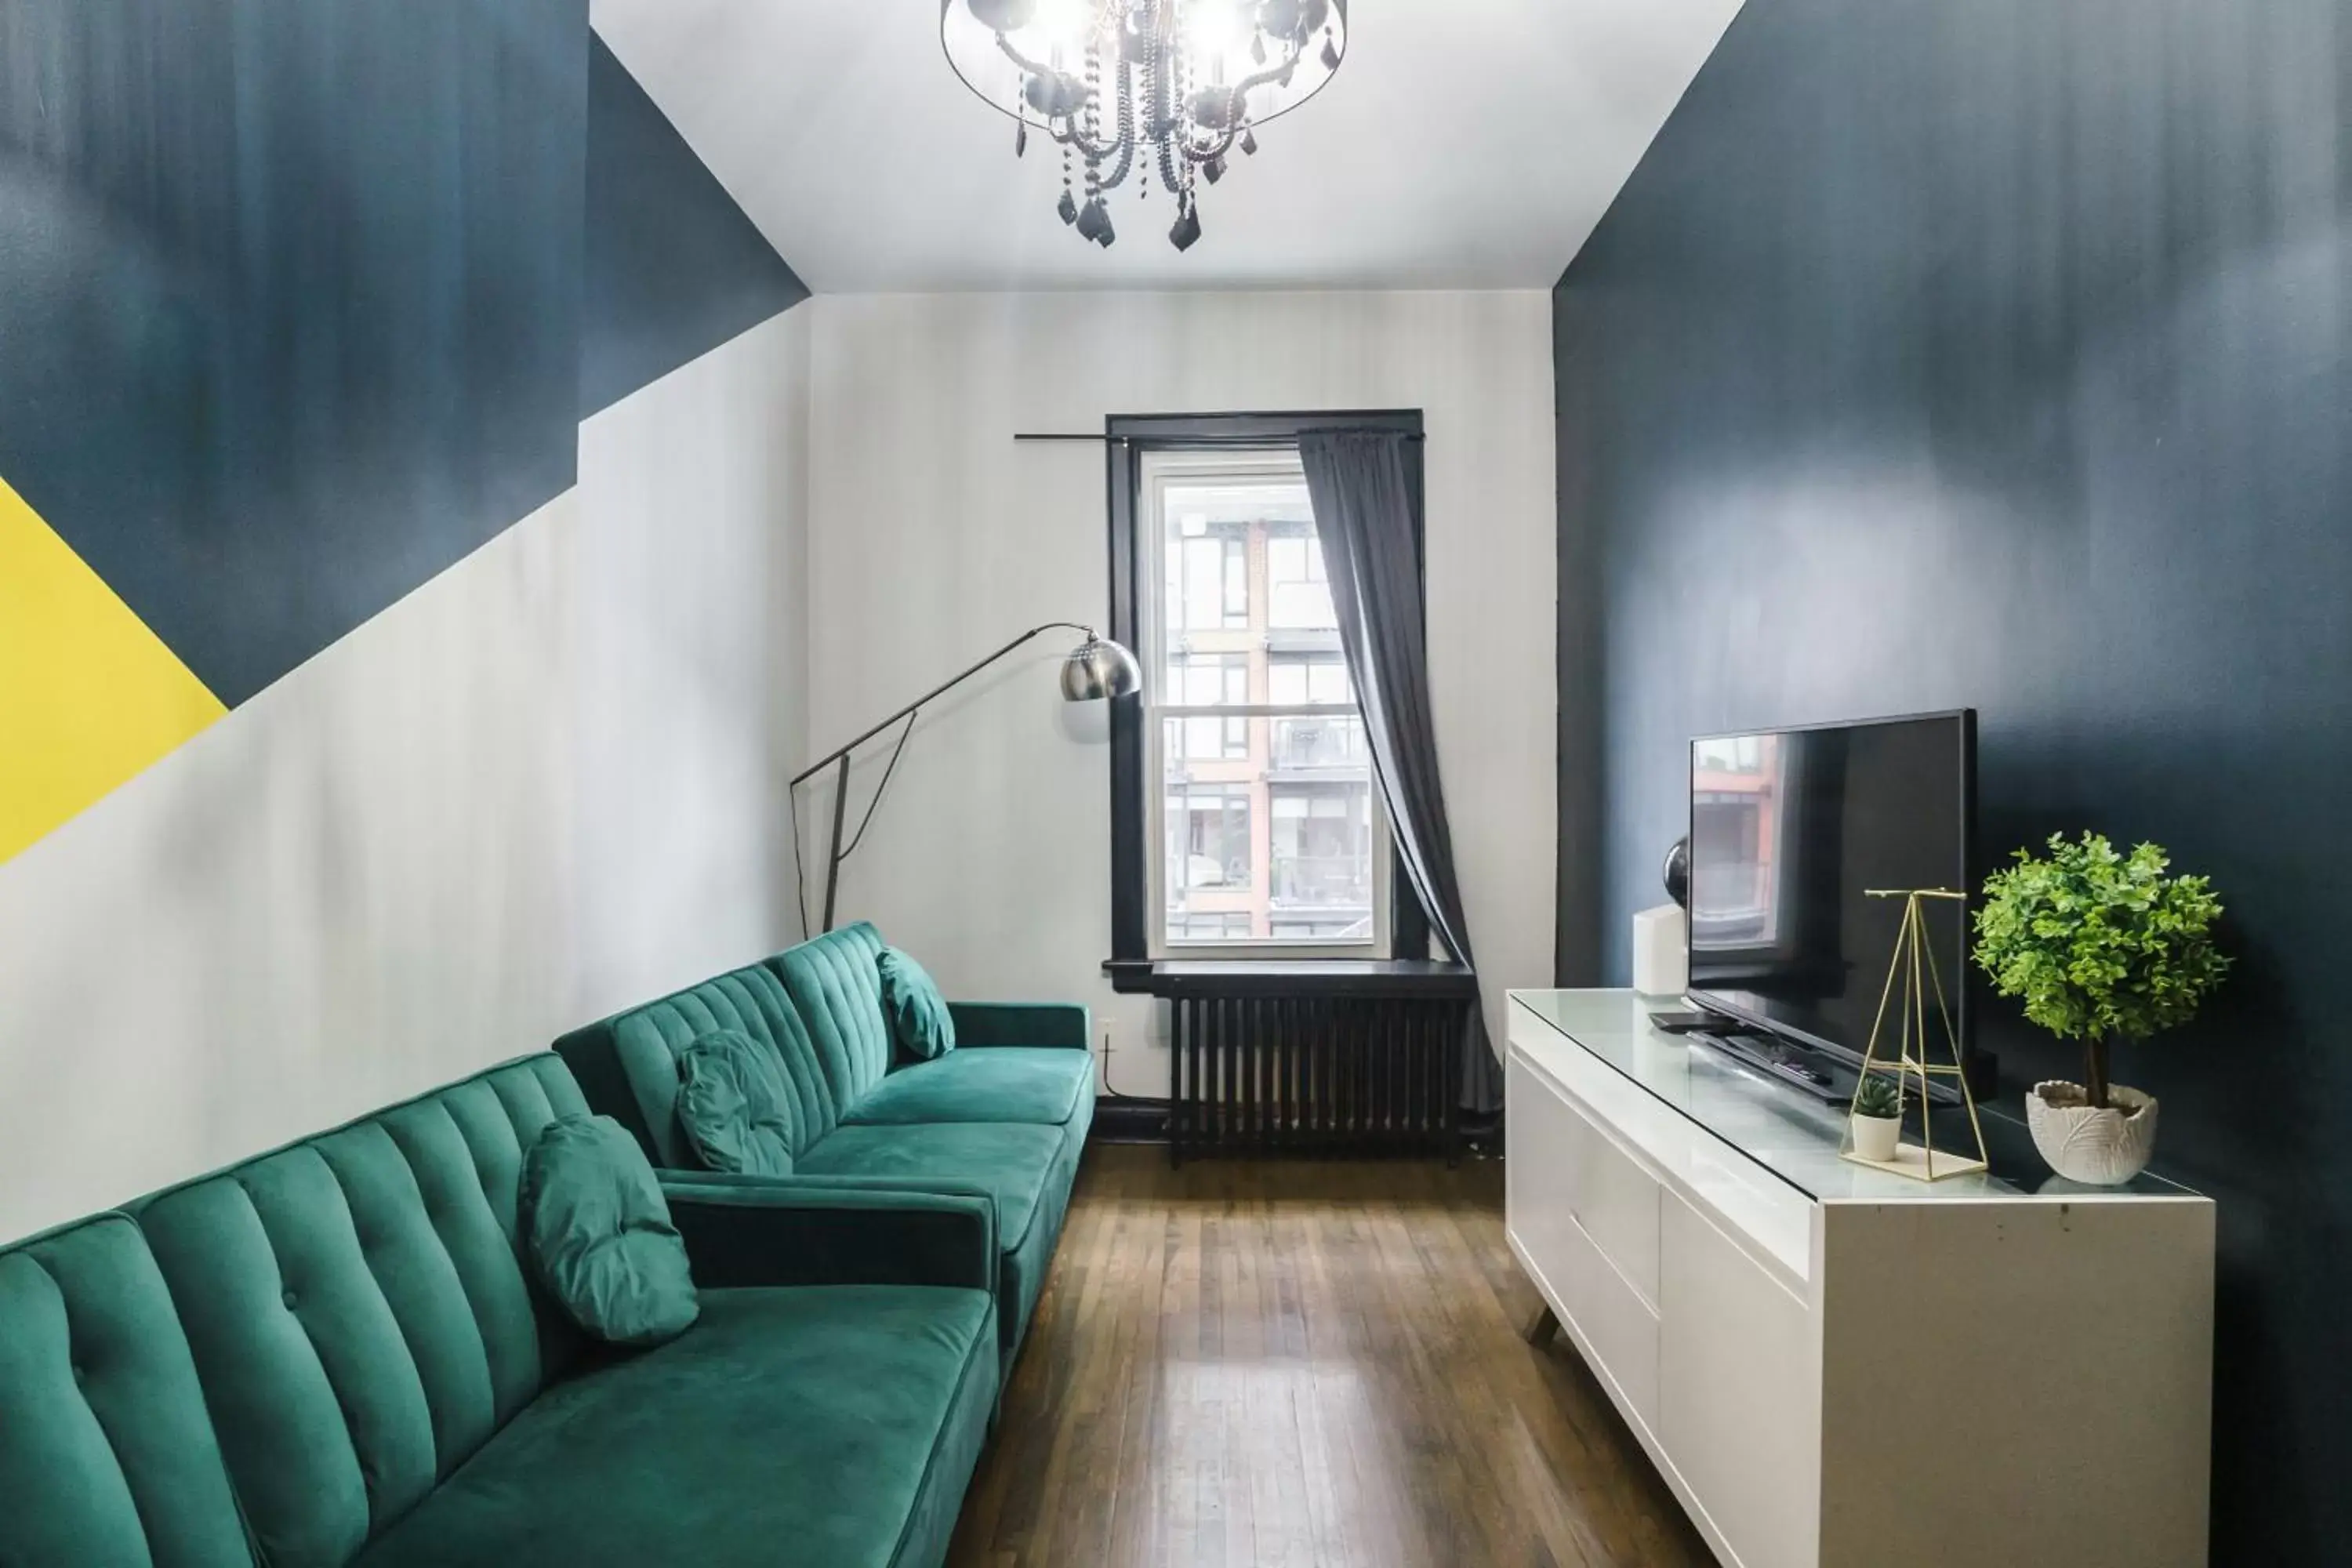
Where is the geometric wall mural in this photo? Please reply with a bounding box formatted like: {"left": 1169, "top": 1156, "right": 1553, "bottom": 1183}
{"left": 0, "top": 473, "right": 225, "bottom": 863}
{"left": 0, "top": 2, "right": 801, "bottom": 865}
{"left": 0, "top": 0, "right": 591, "bottom": 860}
{"left": 583, "top": 37, "right": 808, "bottom": 418}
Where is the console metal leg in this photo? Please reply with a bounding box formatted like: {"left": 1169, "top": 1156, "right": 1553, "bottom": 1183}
{"left": 1523, "top": 1303, "right": 1559, "bottom": 1347}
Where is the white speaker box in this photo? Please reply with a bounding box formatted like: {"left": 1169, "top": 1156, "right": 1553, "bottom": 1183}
{"left": 1632, "top": 904, "right": 1688, "bottom": 996}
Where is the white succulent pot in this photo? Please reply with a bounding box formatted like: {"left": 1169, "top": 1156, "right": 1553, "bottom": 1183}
{"left": 1849, "top": 1113, "right": 1902, "bottom": 1163}
{"left": 2027, "top": 1081, "right": 2159, "bottom": 1185}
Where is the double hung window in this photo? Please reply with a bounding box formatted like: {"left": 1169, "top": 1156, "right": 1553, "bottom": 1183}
{"left": 1142, "top": 449, "right": 1388, "bottom": 956}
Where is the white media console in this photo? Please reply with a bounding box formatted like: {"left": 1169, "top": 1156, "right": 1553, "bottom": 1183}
{"left": 1506, "top": 991, "right": 2215, "bottom": 1568}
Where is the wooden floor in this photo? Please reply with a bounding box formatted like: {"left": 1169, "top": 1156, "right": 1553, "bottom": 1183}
{"left": 947, "top": 1144, "right": 1710, "bottom": 1568}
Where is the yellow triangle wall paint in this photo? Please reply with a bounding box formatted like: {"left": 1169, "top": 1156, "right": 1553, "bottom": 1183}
{"left": 0, "top": 471, "right": 227, "bottom": 863}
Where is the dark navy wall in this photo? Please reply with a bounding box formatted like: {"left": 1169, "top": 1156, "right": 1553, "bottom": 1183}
{"left": 0, "top": 7, "right": 806, "bottom": 708}
{"left": 0, "top": 0, "right": 589, "bottom": 706}
{"left": 582, "top": 36, "right": 807, "bottom": 419}
{"left": 1555, "top": 1, "right": 2347, "bottom": 1555}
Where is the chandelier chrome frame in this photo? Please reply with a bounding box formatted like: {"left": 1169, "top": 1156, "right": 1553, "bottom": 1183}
{"left": 940, "top": 0, "right": 1348, "bottom": 252}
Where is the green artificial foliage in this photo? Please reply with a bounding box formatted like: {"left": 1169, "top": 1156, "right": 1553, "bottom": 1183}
{"left": 1849, "top": 1072, "right": 1903, "bottom": 1121}
{"left": 1972, "top": 832, "right": 2230, "bottom": 1108}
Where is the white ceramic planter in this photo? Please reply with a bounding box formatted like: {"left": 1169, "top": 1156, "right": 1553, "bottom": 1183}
{"left": 2027, "top": 1081, "right": 2159, "bottom": 1185}
{"left": 1850, "top": 1113, "right": 1902, "bottom": 1163}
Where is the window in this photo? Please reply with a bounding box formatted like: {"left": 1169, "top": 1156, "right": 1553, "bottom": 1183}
{"left": 1103, "top": 409, "right": 1425, "bottom": 976}
{"left": 1267, "top": 653, "right": 1362, "bottom": 770}
{"left": 1141, "top": 448, "right": 1390, "bottom": 955}
{"left": 1270, "top": 784, "right": 1374, "bottom": 937}
{"left": 1167, "top": 522, "right": 1248, "bottom": 630}
{"left": 1164, "top": 652, "right": 1248, "bottom": 760}
{"left": 1265, "top": 524, "right": 1335, "bottom": 630}
{"left": 1167, "top": 782, "right": 1252, "bottom": 897}
{"left": 1267, "top": 651, "right": 1351, "bottom": 706}
{"left": 1171, "top": 910, "right": 1253, "bottom": 941}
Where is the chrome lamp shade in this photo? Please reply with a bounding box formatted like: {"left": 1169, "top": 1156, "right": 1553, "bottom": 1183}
{"left": 1061, "top": 633, "right": 1142, "bottom": 701}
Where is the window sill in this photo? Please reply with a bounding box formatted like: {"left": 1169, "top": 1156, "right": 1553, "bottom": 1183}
{"left": 1102, "top": 957, "right": 1479, "bottom": 999}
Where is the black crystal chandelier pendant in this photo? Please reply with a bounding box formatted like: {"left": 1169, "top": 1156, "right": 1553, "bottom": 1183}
{"left": 941, "top": 0, "right": 1348, "bottom": 253}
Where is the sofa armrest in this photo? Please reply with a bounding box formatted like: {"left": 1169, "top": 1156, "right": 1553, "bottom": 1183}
{"left": 947, "top": 1000, "right": 1092, "bottom": 1050}
{"left": 662, "top": 1176, "right": 996, "bottom": 1293}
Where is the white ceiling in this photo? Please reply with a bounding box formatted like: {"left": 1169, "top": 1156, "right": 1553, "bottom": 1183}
{"left": 590, "top": 0, "right": 1744, "bottom": 293}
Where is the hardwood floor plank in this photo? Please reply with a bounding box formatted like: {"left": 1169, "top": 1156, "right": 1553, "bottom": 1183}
{"left": 946, "top": 1146, "right": 1709, "bottom": 1568}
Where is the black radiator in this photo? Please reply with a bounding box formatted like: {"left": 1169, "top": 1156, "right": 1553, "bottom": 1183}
{"left": 1157, "top": 973, "right": 1476, "bottom": 1165}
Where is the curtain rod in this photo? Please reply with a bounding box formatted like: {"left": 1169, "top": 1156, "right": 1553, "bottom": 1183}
{"left": 1012, "top": 430, "right": 1425, "bottom": 444}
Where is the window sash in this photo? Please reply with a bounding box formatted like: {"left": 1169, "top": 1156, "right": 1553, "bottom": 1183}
{"left": 1139, "top": 448, "right": 1389, "bottom": 960}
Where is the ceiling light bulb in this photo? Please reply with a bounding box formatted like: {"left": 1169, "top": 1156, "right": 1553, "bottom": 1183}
{"left": 1182, "top": 0, "right": 1248, "bottom": 76}
{"left": 1185, "top": 0, "right": 1246, "bottom": 49}
{"left": 1024, "top": 0, "right": 1095, "bottom": 56}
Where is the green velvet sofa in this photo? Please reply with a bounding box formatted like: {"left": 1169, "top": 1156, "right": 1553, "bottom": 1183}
{"left": 553, "top": 922, "right": 1094, "bottom": 1374}
{"left": 0, "top": 1055, "right": 1000, "bottom": 1568}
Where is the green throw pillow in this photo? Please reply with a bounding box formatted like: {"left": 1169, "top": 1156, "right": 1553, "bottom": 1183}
{"left": 521, "top": 1114, "right": 699, "bottom": 1347}
{"left": 676, "top": 1028, "right": 797, "bottom": 1175}
{"left": 877, "top": 946, "right": 956, "bottom": 1061}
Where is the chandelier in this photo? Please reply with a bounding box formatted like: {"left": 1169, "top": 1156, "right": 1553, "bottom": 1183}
{"left": 941, "top": 1, "right": 1348, "bottom": 252}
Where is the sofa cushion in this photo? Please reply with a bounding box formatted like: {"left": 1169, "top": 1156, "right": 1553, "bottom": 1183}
{"left": 796, "top": 1122, "right": 1065, "bottom": 1254}
{"left": 846, "top": 1047, "right": 1094, "bottom": 1128}
{"left": 135, "top": 1054, "right": 590, "bottom": 1568}
{"left": 355, "top": 1285, "right": 996, "bottom": 1568}
{"left": 796, "top": 1119, "right": 1080, "bottom": 1368}
{"left": 996, "top": 1120, "right": 1084, "bottom": 1367}
{"left": 0, "top": 1214, "right": 252, "bottom": 1568}
{"left": 878, "top": 946, "right": 956, "bottom": 1061}
{"left": 771, "top": 922, "right": 897, "bottom": 1115}
{"left": 522, "top": 1116, "right": 698, "bottom": 1346}
{"left": 675, "top": 1029, "right": 797, "bottom": 1175}
{"left": 554, "top": 964, "right": 836, "bottom": 1169}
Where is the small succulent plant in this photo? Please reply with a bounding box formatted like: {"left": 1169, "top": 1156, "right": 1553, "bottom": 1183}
{"left": 1850, "top": 1073, "right": 1903, "bottom": 1122}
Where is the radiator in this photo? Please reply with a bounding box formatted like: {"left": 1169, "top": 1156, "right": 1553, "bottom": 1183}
{"left": 1167, "top": 993, "right": 1467, "bottom": 1164}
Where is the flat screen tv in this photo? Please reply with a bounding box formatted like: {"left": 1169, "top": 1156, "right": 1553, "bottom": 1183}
{"left": 1685, "top": 710, "right": 1976, "bottom": 1073}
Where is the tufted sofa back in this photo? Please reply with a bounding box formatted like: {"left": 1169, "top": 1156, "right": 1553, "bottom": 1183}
{"left": 130, "top": 1054, "right": 590, "bottom": 1568}
{"left": 554, "top": 959, "right": 842, "bottom": 1167}
{"left": 0, "top": 1213, "right": 254, "bottom": 1566}
{"left": 768, "top": 921, "right": 896, "bottom": 1113}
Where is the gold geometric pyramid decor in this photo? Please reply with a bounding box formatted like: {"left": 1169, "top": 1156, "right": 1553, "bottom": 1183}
{"left": 1839, "top": 888, "right": 1990, "bottom": 1181}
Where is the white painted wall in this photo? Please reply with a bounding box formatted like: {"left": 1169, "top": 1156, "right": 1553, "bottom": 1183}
{"left": 572, "top": 311, "right": 811, "bottom": 996}
{"left": 803, "top": 291, "right": 1555, "bottom": 1095}
{"left": 0, "top": 310, "right": 811, "bottom": 1243}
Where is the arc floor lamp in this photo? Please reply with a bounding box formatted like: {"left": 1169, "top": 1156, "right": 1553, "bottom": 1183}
{"left": 792, "top": 622, "right": 1142, "bottom": 931}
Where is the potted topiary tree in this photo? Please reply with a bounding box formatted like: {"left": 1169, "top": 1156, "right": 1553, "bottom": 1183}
{"left": 1972, "top": 832, "right": 2230, "bottom": 1184}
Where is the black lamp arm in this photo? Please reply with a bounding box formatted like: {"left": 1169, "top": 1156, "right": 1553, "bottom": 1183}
{"left": 792, "top": 621, "right": 1102, "bottom": 931}
{"left": 788, "top": 621, "right": 1097, "bottom": 789}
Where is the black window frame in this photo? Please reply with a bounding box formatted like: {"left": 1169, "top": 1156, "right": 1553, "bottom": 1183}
{"left": 1105, "top": 408, "right": 1429, "bottom": 967}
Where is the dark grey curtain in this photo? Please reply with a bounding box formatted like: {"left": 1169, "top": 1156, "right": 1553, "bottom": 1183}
{"left": 1298, "top": 429, "right": 1502, "bottom": 1113}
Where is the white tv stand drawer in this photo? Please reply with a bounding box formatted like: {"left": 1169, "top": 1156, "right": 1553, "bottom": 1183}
{"left": 1506, "top": 990, "right": 2215, "bottom": 1568}
{"left": 1508, "top": 1054, "right": 1661, "bottom": 1425}
{"left": 1515, "top": 1051, "right": 1661, "bottom": 1303}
